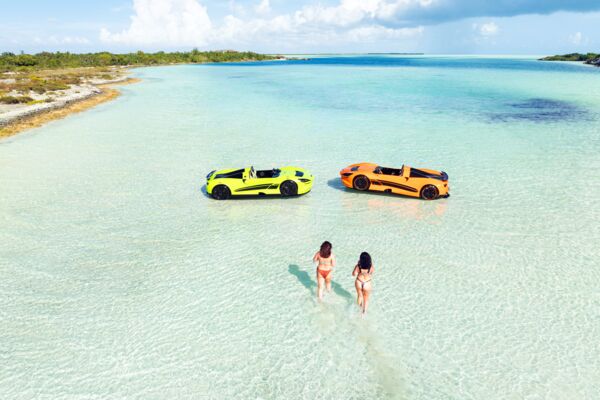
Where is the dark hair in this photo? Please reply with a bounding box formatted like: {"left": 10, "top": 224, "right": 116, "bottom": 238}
{"left": 319, "top": 241, "right": 332, "bottom": 258}
{"left": 359, "top": 252, "right": 372, "bottom": 270}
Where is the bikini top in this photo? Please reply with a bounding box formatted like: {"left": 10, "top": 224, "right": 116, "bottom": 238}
{"left": 358, "top": 266, "right": 372, "bottom": 274}
{"left": 318, "top": 256, "right": 333, "bottom": 266}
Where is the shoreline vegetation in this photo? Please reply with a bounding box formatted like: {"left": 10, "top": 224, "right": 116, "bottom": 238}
{"left": 0, "top": 50, "right": 282, "bottom": 138}
{"left": 540, "top": 52, "right": 600, "bottom": 66}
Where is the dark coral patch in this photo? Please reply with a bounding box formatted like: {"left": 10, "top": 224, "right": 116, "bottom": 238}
{"left": 491, "top": 98, "right": 588, "bottom": 123}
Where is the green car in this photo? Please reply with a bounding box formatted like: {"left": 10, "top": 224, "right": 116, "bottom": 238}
{"left": 206, "top": 166, "right": 314, "bottom": 200}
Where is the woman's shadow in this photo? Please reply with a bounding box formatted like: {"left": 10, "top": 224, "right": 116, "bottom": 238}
{"left": 288, "top": 264, "right": 354, "bottom": 303}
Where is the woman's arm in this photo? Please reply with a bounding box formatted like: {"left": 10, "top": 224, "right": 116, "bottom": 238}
{"left": 370, "top": 265, "right": 375, "bottom": 275}
{"left": 352, "top": 264, "right": 359, "bottom": 276}
{"left": 331, "top": 254, "right": 336, "bottom": 268}
{"left": 312, "top": 252, "right": 320, "bottom": 263}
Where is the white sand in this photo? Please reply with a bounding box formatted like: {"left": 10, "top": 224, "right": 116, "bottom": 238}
{"left": 0, "top": 73, "right": 129, "bottom": 127}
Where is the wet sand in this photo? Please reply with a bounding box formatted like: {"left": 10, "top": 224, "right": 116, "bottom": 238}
{"left": 0, "top": 74, "right": 140, "bottom": 139}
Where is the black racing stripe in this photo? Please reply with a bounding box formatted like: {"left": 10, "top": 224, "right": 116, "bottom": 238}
{"left": 238, "top": 184, "right": 272, "bottom": 190}
{"left": 378, "top": 180, "right": 418, "bottom": 193}
{"left": 410, "top": 168, "right": 444, "bottom": 181}
{"left": 238, "top": 184, "right": 270, "bottom": 190}
{"left": 235, "top": 184, "right": 273, "bottom": 192}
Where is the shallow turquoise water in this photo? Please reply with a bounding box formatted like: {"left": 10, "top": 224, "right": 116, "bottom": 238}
{"left": 1, "top": 56, "right": 599, "bottom": 399}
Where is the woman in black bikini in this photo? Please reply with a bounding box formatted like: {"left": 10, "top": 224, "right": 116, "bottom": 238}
{"left": 352, "top": 252, "right": 374, "bottom": 315}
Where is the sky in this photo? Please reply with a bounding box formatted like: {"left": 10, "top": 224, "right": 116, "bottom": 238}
{"left": 1, "top": 0, "right": 600, "bottom": 54}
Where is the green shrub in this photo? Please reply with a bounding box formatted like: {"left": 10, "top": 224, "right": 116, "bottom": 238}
{"left": 22, "top": 78, "right": 70, "bottom": 94}
{"left": 0, "top": 50, "right": 278, "bottom": 71}
{"left": 541, "top": 52, "right": 600, "bottom": 62}
{"left": 0, "top": 95, "right": 34, "bottom": 104}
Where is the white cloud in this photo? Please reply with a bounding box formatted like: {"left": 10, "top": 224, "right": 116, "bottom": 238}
{"left": 61, "top": 36, "right": 91, "bottom": 44}
{"left": 100, "top": 0, "right": 212, "bottom": 46}
{"left": 100, "top": 0, "right": 433, "bottom": 47}
{"left": 111, "top": 3, "right": 133, "bottom": 13}
{"left": 347, "top": 25, "right": 424, "bottom": 42}
{"left": 255, "top": 0, "right": 270, "bottom": 15}
{"left": 292, "top": 0, "right": 436, "bottom": 28}
{"left": 569, "top": 31, "right": 586, "bottom": 45}
{"left": 228, "top": 0, "right": 245, "bottom": 16}
{"left": 35, "top": 35, "right": 91, "bottom": 45}
{"left": 476, "top": 22, "right": 499, "bottom": 36}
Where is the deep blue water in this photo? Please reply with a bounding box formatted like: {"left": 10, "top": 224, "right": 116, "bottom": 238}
{"left": 230, "top": 54, "right": 600, "bottom": 74}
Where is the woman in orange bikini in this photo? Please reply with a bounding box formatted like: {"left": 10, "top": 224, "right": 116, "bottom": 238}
{"left": 313, "top": 241, "right": 335, "bottom": 300}
{"left": 352, "top": 252, "right": 374, "bottom": 315}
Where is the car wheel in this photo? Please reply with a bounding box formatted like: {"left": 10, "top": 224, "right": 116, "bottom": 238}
{"left": 420, "top": 185, "right": 439, "bottom": 200}
{"left": 212, "top": 185, "right": 231, "bottom": 200}
{"left": 353, "top": 175, "right": 370, "bottom": 191}
{"left": 280, "top": 180, "right": 298, "bottom": 196}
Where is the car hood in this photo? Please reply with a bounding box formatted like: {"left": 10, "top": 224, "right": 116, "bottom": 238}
{"left": 340, "top": 162, "right": 377, "bottom": 174}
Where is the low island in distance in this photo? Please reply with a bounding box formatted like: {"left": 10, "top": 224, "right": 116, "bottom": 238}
{"left": 540, "top": 52, "right": 600, "bottom": 67}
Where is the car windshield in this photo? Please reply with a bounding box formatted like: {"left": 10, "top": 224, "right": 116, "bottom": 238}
{"left": 215, "top": 169, "right": 244, "bottom": 179}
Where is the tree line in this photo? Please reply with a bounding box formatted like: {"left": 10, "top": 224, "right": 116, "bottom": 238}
{"left": 540, "top": 53, "right": 599, "bottom": 62}
{"left": 0, "top": 50, "right": 280, "bottom": 71}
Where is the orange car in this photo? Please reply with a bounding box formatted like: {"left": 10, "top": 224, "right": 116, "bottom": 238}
{"left": 339, "top": 162, "right": 449, "bottom": 200}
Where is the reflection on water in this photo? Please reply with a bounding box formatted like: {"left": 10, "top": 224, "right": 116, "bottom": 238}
{"left": 365, "top": 197, "right": 448, "bottom": 221}
{"left": 328, "top": 178, "right": 449, "bottom": 221}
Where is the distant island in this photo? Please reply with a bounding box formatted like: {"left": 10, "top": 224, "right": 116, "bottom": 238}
{"left": 540, "top": 52, "right": 600, "bottom": 67}
{"left": 367, "top": 53, "right": 424, "bottom": 55}
{"left": 0, "top": 50, "right": 280, "bottom": 138}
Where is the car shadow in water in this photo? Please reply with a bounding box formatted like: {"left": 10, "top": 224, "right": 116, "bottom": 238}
{"left": 326, "top": 178, "right": 352, "bottom": 192}
{"left": 288, "top": 264, "right": 354, "bottom": 303}
{"left": 199, "top": 184, "right": 211, "bottom": 198}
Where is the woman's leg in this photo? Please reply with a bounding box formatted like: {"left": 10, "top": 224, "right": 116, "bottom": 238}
{"left": 361, "top": 283, "right": 372, "bottom": 314}
{"left": 316, "top": 271, "right": 325, "bottom": 300}
{"left": 325, "top": 273, "right": 332, "bottom": 293}
{"left": 354, "top": 280, "right": 363, "bottom": 307}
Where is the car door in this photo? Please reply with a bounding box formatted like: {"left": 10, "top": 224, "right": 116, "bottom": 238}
{"left": 394, "top": 165, "right": 420, "bottom": 196}
{"left": 238, "top": 168, "right": 273, "bottom": 195}
{"left": 257, "top": 168, "right": 284, "bottom": 194}
{"left": 253, "top": 172, "right": 278, "bottom": 195}
{"left": 377, "top": 166, "right": 419, "bottom": 196}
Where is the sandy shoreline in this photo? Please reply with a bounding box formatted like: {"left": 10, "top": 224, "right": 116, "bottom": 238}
{"left": 0, "top": 73, "right": 140, "bottom": 139}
